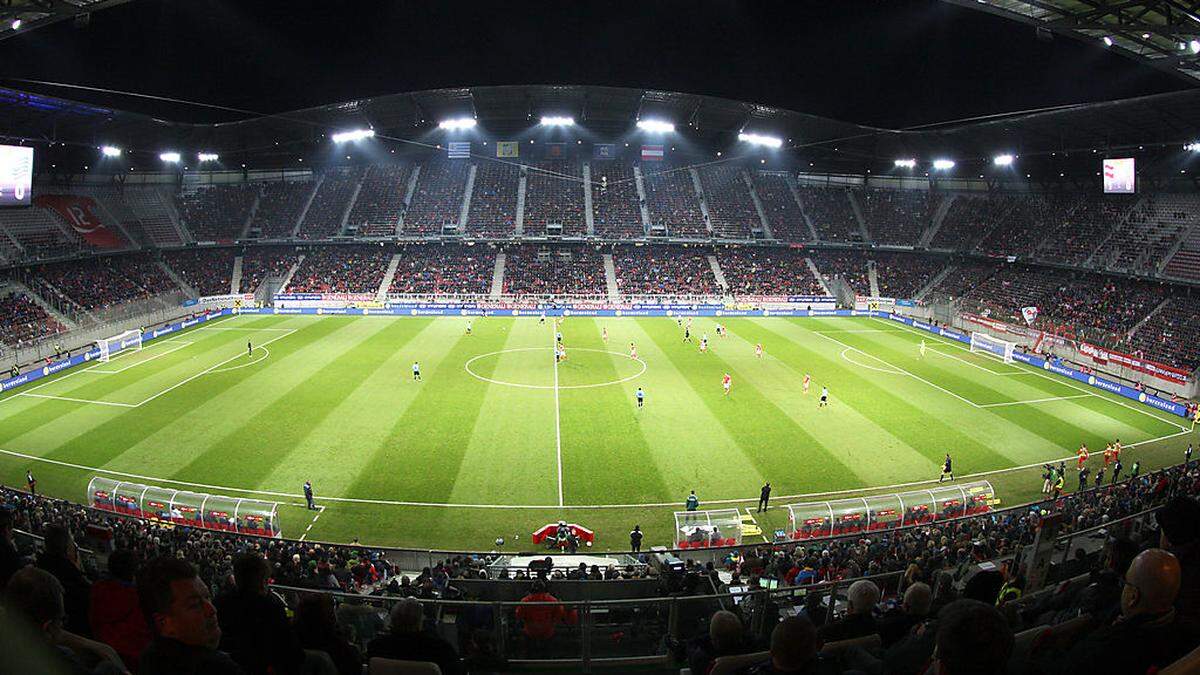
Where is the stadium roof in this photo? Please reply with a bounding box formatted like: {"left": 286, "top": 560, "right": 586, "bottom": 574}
{"left": 5, "top": 83, "right": 1200, "bottom": 174}
{"left": 0, "top": 0, "right": 132, "bottom": 40}
{"left": 948, "top": 0, "right": 1200, "bottom": 83}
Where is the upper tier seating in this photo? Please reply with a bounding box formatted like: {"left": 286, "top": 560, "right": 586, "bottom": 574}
{"left": 642, "top": 164, "right": 707, "bottom": 238}
{"left": 250, "top": 180, "right": 316, "bottom": 239}
{"left": 348, "top": 164, "right": 412, "bottom": 237}
{"left": 751, "top": 171, "right": 808, "bottom": 242}
{"left": 297, "top": 168, "right": 363, "bottom": 240}
{"left": 1094, "top": 193, "right": 1200, "bottom": 275}
{"left": 859, "top": 188, "right": 939, "bottom": 246}
{"left": 404, "top": 159, "right": 469, "bottom": 236}
{"left": 466, "top": 161, "right": 519, "bottom": 237}
{"left": 523, "top": 161, "right": 586, "bottom": 237}
{"left": 697, "top": 165, "right": 757, "bottom": 239}
{"left": 590, "top": 162, "right": 644, "bottom": 239}
{"left": 796, "top": 186, "right": 861, "bottom": 243}
{"left": 176, "top": 184, "right": 258, "bottom": 242}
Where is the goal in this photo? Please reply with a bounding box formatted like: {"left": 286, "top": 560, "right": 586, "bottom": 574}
{"left": 97, "top": 329, "right": 143, "bottom": 363}
{"left": 969, "top": 331, "right": 1015, "bottom": 364}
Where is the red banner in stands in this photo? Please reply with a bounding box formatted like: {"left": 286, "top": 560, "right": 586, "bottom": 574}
{"left": 1078, "top": 342, "right": 1190, "bottom": 385}
{"left": 33, "top": 194, "right": 124, "bottom": 249}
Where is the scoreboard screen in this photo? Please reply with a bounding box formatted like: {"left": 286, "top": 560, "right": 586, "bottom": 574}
{"left": 0, "top": 145, "right": 33, "bottom": 206}
{"left": 1102, "top": 158, "right": 1135, "bottom": 194}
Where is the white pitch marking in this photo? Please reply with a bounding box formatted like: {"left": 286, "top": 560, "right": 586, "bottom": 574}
{"left": 839, "top": 347, "right": 906, "bottom": 375}
{"left": 0, "top": 429, "right": 1190, "bottom": 510}
{"left": 977, "top": 394, "right": 1093, "bottom": 408}
{"left": 464, "top": 346, "right": 646, "bottom": 389}
{"left": 132, "top": 329, "right": 296, "bottom": 407}
{"left": 552, "top": 326, "right": 564, "bottom": 508}
{"left": 90, "top": 341, "right": 193, "bottom": 374}
{"left": 205, "top": 347, "right": 271, "bottom": 374}
{"left": 17, "top": 393, "right": 138, "bottom": 408}
{"left": 926, "top": 346, "right": 1025, "bottom": 376}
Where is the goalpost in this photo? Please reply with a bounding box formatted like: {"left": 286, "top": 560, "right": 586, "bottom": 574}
{"left": 969, "top": 331, "right": 1016, "bottom": 364}
{"left": 96, "top": 329, "right": 143, "bottom": 363}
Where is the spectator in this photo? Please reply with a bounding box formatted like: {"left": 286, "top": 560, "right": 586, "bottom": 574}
{"left": 743, "top": 615, "right": 836, "bottom": 674}
{"left": 514, "top": 578, "right": 577, "bottom": 642}
{"left": 817, "top": 578, "right": 879, "bottom": 643}
{"left": 933, "top": 599, "right": 1013, "bottom": 675}
{"left": 367, "top": 596, "right": 463, "bottom": 675}
{"left": 1155, "top": 495, "right": 1200, "bottom": 620}
{"left": 292, "top": 592, "right": 361, "bottom": 675}
{"left": 687, "top": 609, "right": 749, "bottom": 675}
{"left": 878, "top": 581, "right": 931, "bottom": 648}
{"left": 214, "top": 553, "right": 304, "bottom": 675}
{"left": 36, "top": 524, "right": 92, "bottom": 637}
{"left": 88, "top": 549, "right": 150, "bottom": 670}
{"left": 1054, "top": 549, "right": 1197, "bottom": 674}
{"left": 0, "top": 507, "right": 22, "bottom": 588}
{"left": 136, "top": 557, "right": 243, "bottom": 675}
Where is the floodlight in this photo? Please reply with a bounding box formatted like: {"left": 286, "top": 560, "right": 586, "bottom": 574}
{"left": 637, "top": 119, "right": 675, "bottom": 133}
{"left": 100, "top": 146, "right": 122, "bottom": 157}
{"left": 438, "top": 118, "right": 476, "bottom": 131}
{"left": 540, "top": 116, "right": 575, "bottom": 127}
{"left": 932, "top": 159, "right": 955, "bottom": 170}
{"left": 198, "top": 152, "right": 219, "bottom": 162}
{"left": 1192, "top": 40, "right": 1200, "bottom": 54}
{"left": 1102, "top": 36, "right": 1114, "bottom": 47}
{"left": 159, "top": 152, "right": 182, "bottom": 163}
{"left": 993, "top": 154, "right": 1014, "bottom": 166}
{"left": 1186, "top": 142, "right": 1200, "bottom": 152}
{"left": 738, "top": 132, "right": 783, "bottom": 148}
{"left": 331, "top": 129, "right": 375, "bottom": 143}
{"left": 11, "top": 19, "right": 21, "bottom": 30}
{"left": 893, "top": 158, "right": 916, "bottom": 168}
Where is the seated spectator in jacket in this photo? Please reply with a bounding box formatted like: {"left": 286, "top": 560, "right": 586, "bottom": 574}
{"left": 514, "top": 578, "right": 577, "bottom": 641}
{"left": 931, "top": 599, "right": 1013, "bottom": 675}
{"left": 137, "top": 556, "right": 244, "bottom": 675}
{"left": 742, "top": 615, "right": 838, "bottom": 674}
{"left": 214, "top": 553, "right": 303, "bottom": 675}
{"left": 817, "top": 579, "right": 879, "bottom": 643}
{"left": 1155, "top": 495, "right": 1200, "bottom": 621}
{"left": 878, "top": 582, "right": 931, "bottom": 648}
{"left": 293, "top": 592, "right": 361, "bottom": 675}
{"left": 367, "top": 596, "right": 463, "bottom": 675}
{"left": 688, "top": 609, "right": 750, "bottom": 675}
{"left": 89, "top": 549, "right": 150, "bottom": 670}
{"left": 36, "top": 524, "right": 92, "bottom": 637}
{"left": 1055, "top": 548, "right": 1199, "bottom": 675}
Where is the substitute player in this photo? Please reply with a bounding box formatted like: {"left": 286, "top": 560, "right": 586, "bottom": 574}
{"left": 722, "top": 372, "right": 732, "bottom": 396}
{"left": 818, "top": 385, "right": 829, "bottom": 407}
{"left": 803, "top": 374, "right": 811, "bottom": 395}
{"left": 412, "top": 361, "right": 422, "bottom": 381}
{"left": 939, "top": 453, "right": 954, "bottom": 482}
{"left": 755, "top": 343, "right": 763, "bottom": 359}
{"left": 636, "top": 387, "right": 645, "bottom": 409}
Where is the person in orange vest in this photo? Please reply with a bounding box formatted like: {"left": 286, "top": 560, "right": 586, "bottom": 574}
{"left": 515, "top": 579, "right": 577, "bottom": 642}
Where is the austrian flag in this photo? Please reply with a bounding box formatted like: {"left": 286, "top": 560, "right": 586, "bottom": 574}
{"left": 640, "top": 144, "right": 665, "bottom": 161}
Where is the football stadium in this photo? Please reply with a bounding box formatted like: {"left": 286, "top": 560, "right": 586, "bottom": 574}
{"left": 1, "top": 2, "right": 1200, "bottom": 673}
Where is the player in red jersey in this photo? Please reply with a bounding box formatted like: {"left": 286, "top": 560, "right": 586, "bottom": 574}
{"left": 802, "top": 374, "right": 811, "bottom": 394}
{"left": 722, "top": 373, "right": 732, "bottom": 396}
{"left": 1077, "top": 443, "right": 1089, "bottom": 469}
{"left": 754, "top": 343, "right": 763, "bottom": 359}
{"left": 629, "top": 342, "right": 638, "bottom": 359}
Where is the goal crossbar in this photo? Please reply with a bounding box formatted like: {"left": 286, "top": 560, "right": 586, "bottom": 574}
{"left": 97, "top": 329, "right": 143, "bottom": 363}
{"left": 969, "top": 331, "right": 1015, "bottom": 364}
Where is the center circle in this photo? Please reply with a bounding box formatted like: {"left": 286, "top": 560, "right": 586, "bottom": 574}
{"left": 464, "top": 347, "right": 647, "bottom": 389}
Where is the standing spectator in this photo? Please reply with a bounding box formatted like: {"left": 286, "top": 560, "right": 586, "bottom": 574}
{"left": 89, "top": 549, "right": 151, "bottom": 670}
{"left": 1111, "top": 459, "right": 1123, "bottom": 484}
{"left": 214, "top": 553, "right": 304, "bottom": 675}
{"left": 367, "top": 597, "right": 463, "bottom": 675}
{"left": 36, "top": 524, "right": 92, "bottom": 637}
{"left": 0, "top": 507, "right": 23, "bottom": 588}
{"left": 514, "top": 579, "right": 577, "bottom": 644}
{"left": 758, "top": 482, "right": 772, "bottom": 513}
{"left": 818, "top": 579, "right": 879, "bottom": 643}
{"left": 293, "top": 592, "right": 361, "bottom": 675}
{"left": 629, "top": 525, "right": 643, "bottom": 553}
{"left": 137, "top": 557, "right": 244, "bottom": 675}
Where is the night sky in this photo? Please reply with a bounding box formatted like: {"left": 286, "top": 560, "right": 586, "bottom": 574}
{"left": 0, "top": 0, "right": 1191, "bottom": 128}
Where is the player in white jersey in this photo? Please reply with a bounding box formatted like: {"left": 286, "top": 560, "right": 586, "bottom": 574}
{"left": 716, "top": 323, "right": 725, "bottom": 337}
{"left": 755, "top": 343, "right": 763, "bottom": 358}
{"left": 818, "top": 386, "right": 829, "bottom": 407}
{"left": 602, "top": 326, "right": 609, "bottom": 343}
{"left": 466, "top": 320, "right": 473, "bottom": 336}
{"left": 700, "top": 335, "right": 708, "bottom": 353}
{"left": 412, "top": 361, "right": 422, "bottom": 381}
{"left": 919, "top": 339, "right": 926, "bottom": 358}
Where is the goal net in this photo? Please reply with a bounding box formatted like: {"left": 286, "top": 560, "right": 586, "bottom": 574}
{"left": 97, "top": 329, "right": 143, "bottom": 363}
{"left": 969, "top": 331, "right": 1015, "bottom": 364}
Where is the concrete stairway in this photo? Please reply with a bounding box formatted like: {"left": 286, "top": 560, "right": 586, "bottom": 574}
{"left": 230, "top": 255, "right": 244, "bottom": 295}
{"left": 376, "top": 253, "right": 401, "bottom": 302}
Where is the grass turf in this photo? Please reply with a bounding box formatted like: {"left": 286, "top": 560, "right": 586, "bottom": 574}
{"left": 0, "top": 313, "right": 1193, "bottom": 551}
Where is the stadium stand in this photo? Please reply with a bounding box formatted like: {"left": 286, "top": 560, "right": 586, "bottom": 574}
{"left": 31, "top": 254, "right": 178, "bottom": 312}
{"left": 163, "top": 248, "right": 234, "bottom": 296}
{"left": 0, "top": 290, "right": 65, "bottom": 348}
{"left": 1094, "top": 194, "right": 1200, "bottom": 275}
{"left": 929, "top": 193, "right": 1016, "bottom": 252}
{"left": 751, "top": 171, "right": 808, "bottom": 242}
{"left": 239, "top": 246, "right": 299, "bottom": 294}
{"left": 1037, "top": 194, "right": 1137, "bottom": 266}
{"left": 503, "top": 245, "right": 606, "bottom": 295}
{"left": 1164, "top": 228, "right": 1200, "bottom": 282}
{"left": 613, "top": 245, "right": 719, "bottom": 296}
{"left": 642, "top": 163, "right": 707, "bottom": 238}
{"left": 796, "top": 185, "right": 862, "bottom": 243}
{"left": 974, "top": 193, "right": 1083, "bottom": 258}
{"left": 389, "top": 244, "right": 495, "bottom": 295}
{"left": 696, "top": 164, "right": 757, "bottom": 239}
{"left": 858, "top": 188, "right": 940, "bottom": 246}
{"left": 404, "top": 158, "right": 470, "bottom": 236}
{"left": 1126, "top": 292, "right": 1200, "bottom": 369}
{"left": 346, "top": 163, "right": 412, "bottom": 237}
{"left": 297, "top": 168, "right": 362, "bottom": 240}
{"left": 466, "top": 160, "right": 519, "bottom": 237}
{"left": 589, "top": 161, "right": 644, "bottom": 239}
{"left": 175, "top": 184, "right": 259, "bottom": 242}
{"left": 872, "top": 251, "right": 949, "bottom": 299}
{"left": 0, "top": 203, "right": 87, "bottom": 261}
{"left": 250, "top": 180, "right": 316, "bottom": 239}
{"left": 716, "top": 246, "right": 824, "bottom": 296}
{"left": 523, "top": 161, "right": 586, "bottom": 237}
{"left": 287, "top": 246, "right": 390, "bottom": 294}
{"left": 809, "top": 249, "right": 870, "bottom": 294}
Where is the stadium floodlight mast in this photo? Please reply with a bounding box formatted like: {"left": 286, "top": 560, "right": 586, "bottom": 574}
{"left": 198, "top": 152, "right": 219, "bottom": 162}
{"left": 438, "top": 118, "right": 477, "bottom": 131}
{"left": 893, "top": 158, "right": 916, "bottom": 168}
{"left": 932, "top": 159, "right": 956, "bottom": 170}
{"left": 331, "top": 129, "right": 375, "bottom": 143}
{"left": 100, "top": 146, "right": 122, "bottom": 158}
{"left": 738, "top": 132, "right": 783, "bottom": 148}
{"left": 159, "top": 152, "right": 182, "bottom": 163}
{"left": 540, "top": 116, "right": 575, "bottom": 126}
{"left": 637, "top": 119, "right": 675, "bottom": 133}
{"left": 993, "top": 154, "right": 1015, "bottom": 166}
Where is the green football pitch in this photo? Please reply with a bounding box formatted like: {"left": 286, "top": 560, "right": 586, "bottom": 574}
{"left": 0, "top": 313, "right": 1193, "bottom": 551}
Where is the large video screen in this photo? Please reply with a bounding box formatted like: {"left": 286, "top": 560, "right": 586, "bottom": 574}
{"left": 1103, "top": 158, "right": 1135, "bottom": 194}
{"left": 0, "top": 145, "right": 34, "bottom": 207}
